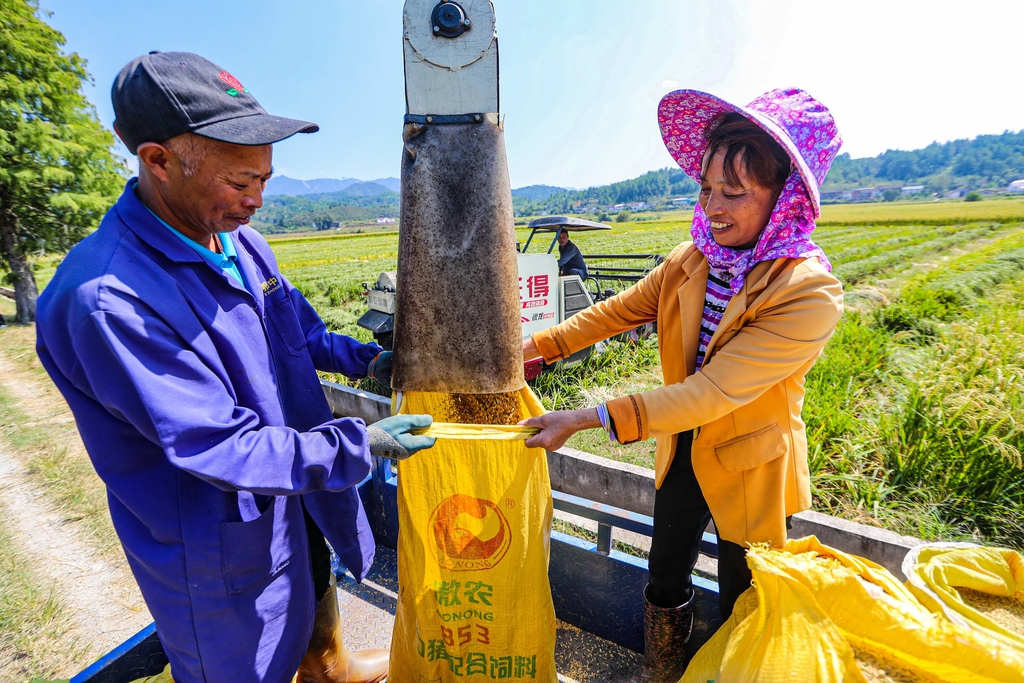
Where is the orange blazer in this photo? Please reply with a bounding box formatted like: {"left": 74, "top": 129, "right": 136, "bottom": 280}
{"left": 533, "top": 243, "right": 843, "bottom": 546}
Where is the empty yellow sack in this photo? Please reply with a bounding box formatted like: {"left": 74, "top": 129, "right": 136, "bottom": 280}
{"left": 903, "top": 542, "right": 1024, "bottom": 650}
{"left": 389, "top": 387, "right": 557, "bottom": 682}
{"left": 682, "top": 536, "right": 1024, "bottom": 683}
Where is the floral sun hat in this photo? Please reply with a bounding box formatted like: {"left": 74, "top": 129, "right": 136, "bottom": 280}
{"left": 657, "top": 88, "right": 843, "bottom": 292}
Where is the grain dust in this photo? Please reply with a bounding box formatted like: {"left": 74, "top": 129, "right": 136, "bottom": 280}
{"left": 441, "top": 391, "right": 522, "bottom": 425}
{"left": 853, "top": 647, "right": 924, "bottom": 683}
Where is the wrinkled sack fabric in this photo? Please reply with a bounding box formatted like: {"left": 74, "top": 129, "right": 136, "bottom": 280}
{"left": 903, "top": 542, "right": 1024, "bottom": 650}
{"left": 681, "top": 536, "right": 1024, "bottom": 683}
{"left": 657, "top": 88, "right": 842, "bottom": 293}
{"left": 390, "top": 387, "right": 557, "bottom": 682}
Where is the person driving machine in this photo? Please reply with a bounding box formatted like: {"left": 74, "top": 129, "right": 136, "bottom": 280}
{"left": 557, "top": 229, "right": 589, "bottom": 280}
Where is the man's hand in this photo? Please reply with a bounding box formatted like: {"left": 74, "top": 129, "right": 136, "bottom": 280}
{"left": 367, "top": 351, "right": 393, "bottom": 388}
{"left": 367, "top": 414, "right": 436, "bottom": 460}
{"left": 520, "top": 409, "right": 601, "bottom": 451}
{"left": 523, "top": 337, "right": 541, "bottom": 361}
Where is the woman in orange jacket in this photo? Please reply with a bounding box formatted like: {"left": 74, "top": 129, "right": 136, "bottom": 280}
{"left": 522, "top": 88, "right": 844, "bottom": 681}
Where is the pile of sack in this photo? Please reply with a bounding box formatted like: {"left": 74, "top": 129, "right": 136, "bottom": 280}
{"left": 682, "top": 537, "right": 1024, "bottom": 683}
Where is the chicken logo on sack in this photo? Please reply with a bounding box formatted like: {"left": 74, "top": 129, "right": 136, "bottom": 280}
{"left": 430, "top": 494, "right": 511, "bottom": 571}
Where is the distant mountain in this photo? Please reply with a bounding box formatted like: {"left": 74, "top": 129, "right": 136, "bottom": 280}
{"left": 512, "top": 185, "right": 568, "bottom": 201}
{"left": 339, "top": 181, "right": 395, "bottom": 197}
{"left": 265, "top": 175, "right": 401, "bottom": 197}
{"left": 369, "top": 177, "right": 401, "bottom": 192}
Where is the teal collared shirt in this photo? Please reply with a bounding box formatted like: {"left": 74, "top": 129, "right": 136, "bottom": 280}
{"left": 157, "top": 217, "right": 246, "bottom": 289}
{"left": 173, "top": 227, "right": 246, "bottom": 289}
{"left": 133, "top": 183, "right": 247, "bottom": 289}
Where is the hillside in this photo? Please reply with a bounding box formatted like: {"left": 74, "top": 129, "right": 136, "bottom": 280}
{"left": 825, "top": 130, "right": 1024, "bottom": 193}
{"left": 511, "top": 184, "right": 568, "bottom": 201}
{"left": 252, "top": 187, "right": 400, "bottom": 233}
{"left": 264, "top": 175, "right": 401, "bottom": 196}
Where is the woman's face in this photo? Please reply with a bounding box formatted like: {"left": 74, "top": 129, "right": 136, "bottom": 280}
{"left": 699, "top": 148, "right": 779, "bottom": 249}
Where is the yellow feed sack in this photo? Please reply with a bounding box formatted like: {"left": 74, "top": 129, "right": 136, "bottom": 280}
{"left": 682, "top": 580, "right": 864, "bottom": 683}
{"left": 682, "top": 536, "right": 1024, "bottom": 683}
{"left": 390, "top": 387, "right": 557, "bottom": 682}
{"left": 903, "top": 543, "right": 1024, "bottom": 650}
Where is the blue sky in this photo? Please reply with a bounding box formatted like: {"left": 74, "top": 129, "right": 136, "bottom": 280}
{"left": 40, "top": 0, "right": 1024, "bottom": 189}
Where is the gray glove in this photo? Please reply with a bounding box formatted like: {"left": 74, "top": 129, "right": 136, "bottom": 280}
{"left": 367, "top": 414, "right": 435, "bottom": 460}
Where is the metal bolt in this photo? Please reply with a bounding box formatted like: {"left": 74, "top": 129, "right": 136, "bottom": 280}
{"left": 474, "top": 114, "right": 482, "bottom": 122}
{"left": 426, "top": 116, "right": 434, "bottom": 123}
{"left": 433, "top": 25, "right": 440, "bottom": 32}
{"left": 464, "top": 19, "right": 471, "bottom": 26}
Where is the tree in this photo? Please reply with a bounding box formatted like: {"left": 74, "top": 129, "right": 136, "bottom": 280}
{"left": 616, "top": 210, "right": 631, "bottom": 222}
{"left": 0, "top": 0, "right": 125, "bottom": 323}
{"left": 965, "top": 191, "right": 982, "bottom": 202}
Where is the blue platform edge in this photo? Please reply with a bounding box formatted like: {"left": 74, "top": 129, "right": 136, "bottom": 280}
{"left": 75, "top": 458, "right": 722, "bottom": 681}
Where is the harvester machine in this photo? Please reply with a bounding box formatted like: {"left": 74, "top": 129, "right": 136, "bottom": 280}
{"left": 359, "top": 215, "right": 663, "bottom": 380}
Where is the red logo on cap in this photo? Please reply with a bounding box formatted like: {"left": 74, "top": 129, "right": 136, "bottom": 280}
{"left": 218, "top": 71, "right": 250, "bottom": 97}
{"left": 218, "top": 72, "right": 244, "bottom": 90}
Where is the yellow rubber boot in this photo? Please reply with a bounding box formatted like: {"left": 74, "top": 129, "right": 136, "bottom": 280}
{"left": 296, "top": 573, "right": 389, "bottom": 683}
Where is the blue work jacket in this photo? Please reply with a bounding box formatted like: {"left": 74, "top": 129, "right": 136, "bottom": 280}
{"left": 36, "top": 181, "right": 380, "bottom": 683}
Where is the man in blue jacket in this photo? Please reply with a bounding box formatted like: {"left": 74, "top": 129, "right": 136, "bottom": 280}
{"left": 556, "top": 229, "right": 588, "bottom": 280}
{"left": 35, "top": 52, "right": 434, "bottom": 683}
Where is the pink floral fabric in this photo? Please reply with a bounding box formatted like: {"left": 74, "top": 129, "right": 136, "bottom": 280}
{"left": 689, "top": 171, "right": 831, "bottom": 293}
{"left": 657, "top": 87, "right": 842, "bottom": 292}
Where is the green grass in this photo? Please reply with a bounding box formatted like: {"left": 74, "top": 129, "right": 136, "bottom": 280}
{"left": 806, "top": 231, "right": 1024, "bottom": 547}
{"left": 817, "top": 196, "right": 1024, "bottom": 225}
{"left": 530, "top": 338, "right": 664, "bottom": 468}
{"left": 0, "top": 329, "right": 121, "bottom": 561}
{"left": 0, "top": 517, "right": 82, "bottom": 682}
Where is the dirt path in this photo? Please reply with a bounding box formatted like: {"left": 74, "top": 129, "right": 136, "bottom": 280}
{"left": 0, "top": 443, "right": 151, "bottom": 659}
{"left": 0, "top": 329, "right": 150, "bottom": 675}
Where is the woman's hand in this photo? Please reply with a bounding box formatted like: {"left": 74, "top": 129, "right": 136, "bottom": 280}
{"left": 523, "top": 336, "right": 541, "bottom": 361}
{"left": 520, "top": 409, "right": 601, "bottom": 451}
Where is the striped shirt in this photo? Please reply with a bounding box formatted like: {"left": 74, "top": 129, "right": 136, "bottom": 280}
{"left": 695, "top": 268, "right": 734, "bottom": 370}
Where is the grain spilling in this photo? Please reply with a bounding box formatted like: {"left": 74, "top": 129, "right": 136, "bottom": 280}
{"left": 440, "top": 391, "right": 523, "bottom": 425}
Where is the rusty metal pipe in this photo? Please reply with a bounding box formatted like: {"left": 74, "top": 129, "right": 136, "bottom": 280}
{"left": 391, "top": 116, "right": 524, "bottom": 394}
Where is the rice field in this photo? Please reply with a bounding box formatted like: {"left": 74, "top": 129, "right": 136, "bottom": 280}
{"left": 270, "top": 197, "right": 1024, "bottom": 550}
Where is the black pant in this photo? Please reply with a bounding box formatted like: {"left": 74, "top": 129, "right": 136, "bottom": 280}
{"left": 302, "top": 500, "right": 333, "bottom": 602}
{"left": 647, "top": 432, "right": 752, "bottom": 621}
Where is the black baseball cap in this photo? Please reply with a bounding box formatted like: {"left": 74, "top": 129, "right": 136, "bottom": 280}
{"left": 112, "top": 51, "right": 319, "bottom": 154}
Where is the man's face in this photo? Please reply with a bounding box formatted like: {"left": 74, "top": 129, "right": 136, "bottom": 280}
{"left": 163, "top": 140, "right": 273, "bottom": 235}
{"left": 557, "top": 231, "right": 569, "bottom": 247}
